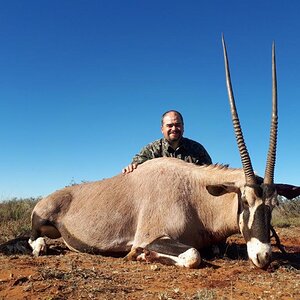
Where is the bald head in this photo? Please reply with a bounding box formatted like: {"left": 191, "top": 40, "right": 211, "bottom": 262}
{"left": 161, "top": 110, "right": 184, "bottom": 148}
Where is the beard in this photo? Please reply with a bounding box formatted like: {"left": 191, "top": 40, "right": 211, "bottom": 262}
{"left": 168, "top": 130, "right": 182, "bottom": 141}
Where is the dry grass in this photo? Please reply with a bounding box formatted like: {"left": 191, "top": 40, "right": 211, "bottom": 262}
{"left": 0, "top": 198, "right": 38, "bottom": 243}
{"left": 272, "top": 197, "right": 300, "bottom": 227}
{"left": 0, "top": 197, "right": 299, "bottom": 299}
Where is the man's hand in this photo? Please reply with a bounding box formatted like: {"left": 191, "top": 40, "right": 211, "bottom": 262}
{"left": 122, "top": 163, "right": 138, "bottom": 174}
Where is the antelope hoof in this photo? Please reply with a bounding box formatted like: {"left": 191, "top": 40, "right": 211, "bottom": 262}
{"left": 28, "top": 237, "right": 47, "bottom": 256}
{"left": 178, "top": 248, "right": 201, "bottom": 268}
{"left": 124, "top": 247, "right": 144, "bottom": 261}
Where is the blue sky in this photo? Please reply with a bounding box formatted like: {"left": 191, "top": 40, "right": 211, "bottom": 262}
{"left": 1, "top": 1, "right": 299, "bottom": 199}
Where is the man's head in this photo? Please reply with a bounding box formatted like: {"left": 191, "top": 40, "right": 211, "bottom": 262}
{"left": 161, "top": 110, "right": 184, "bottom": 145}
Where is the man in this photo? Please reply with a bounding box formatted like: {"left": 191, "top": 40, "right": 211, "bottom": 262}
{"left": 122, "top": 110, "right": 212, "bottom": 174}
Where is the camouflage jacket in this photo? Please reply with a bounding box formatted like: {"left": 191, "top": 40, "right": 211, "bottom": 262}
{"left": 131, "top": 137, "right": 212, "bottom": 166}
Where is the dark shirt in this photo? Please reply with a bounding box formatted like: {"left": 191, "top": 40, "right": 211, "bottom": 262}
{"left": 131, "top": 137, "right": 212, "bottom": 166}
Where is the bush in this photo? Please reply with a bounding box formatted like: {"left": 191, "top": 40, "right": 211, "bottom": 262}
{"left": 272, "top": 196, "right": 300, "bottom": 227}
{"left": 0, "top": 197, "right": 40, "bottom": 242}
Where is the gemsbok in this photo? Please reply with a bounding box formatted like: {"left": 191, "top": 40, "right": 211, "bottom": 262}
{"left": 29, "top": 37, "right": 300, "bottom": 269}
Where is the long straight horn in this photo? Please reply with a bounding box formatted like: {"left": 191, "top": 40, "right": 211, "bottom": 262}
{"left": 222, "top": 35, "right": 256, "bottom": 185}
{"left": 264, "top": 42, "right": 278, "bottom": 185}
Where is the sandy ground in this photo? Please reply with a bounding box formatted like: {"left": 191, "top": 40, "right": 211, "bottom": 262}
{"left": 0, "top": 227, "right": 299, "bottom": 300}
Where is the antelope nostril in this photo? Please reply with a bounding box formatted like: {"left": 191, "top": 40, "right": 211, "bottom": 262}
{"left": 256, "top": 251, "right": 271, "bottom": 267}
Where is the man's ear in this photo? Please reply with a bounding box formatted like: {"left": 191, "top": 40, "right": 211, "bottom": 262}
{"left": 206, "top": 182, "right": 239, "bottom": 196}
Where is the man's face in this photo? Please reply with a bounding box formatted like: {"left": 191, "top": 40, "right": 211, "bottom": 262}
{"left": 161, "top": 112, "right": 184, "bottom": 143}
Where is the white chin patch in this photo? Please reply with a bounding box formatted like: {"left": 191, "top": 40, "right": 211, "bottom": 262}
{"left": 247, "top": 238, "right": 272, "bottom": 268}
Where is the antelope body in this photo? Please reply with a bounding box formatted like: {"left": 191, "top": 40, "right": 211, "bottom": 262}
{"left": 29, "top": 38, "right": 299, "bottom": 268}
{"left": 30, "top": 159, "right": 276, "bottom": 268}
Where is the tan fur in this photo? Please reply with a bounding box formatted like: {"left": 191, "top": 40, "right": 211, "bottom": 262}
{"left": 32, "top": 157, "right": 246, "bottom": 253}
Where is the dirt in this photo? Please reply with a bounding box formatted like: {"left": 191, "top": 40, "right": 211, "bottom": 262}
{"left": 0, "top": 227, "right": 299, "bottom": 300}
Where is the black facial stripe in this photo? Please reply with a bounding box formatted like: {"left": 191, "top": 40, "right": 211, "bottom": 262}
{"left": 241, "top": 204, "right": 271, "bottom": 243}
{"left": 242, "top": 207, "right": 251, "bottom": 241}
{"left": 251, "top": 204, "right": 271, "bottom": 242}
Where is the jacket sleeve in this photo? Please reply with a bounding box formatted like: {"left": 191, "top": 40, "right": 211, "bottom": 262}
{"left": 131, "top": 141, "right": 161, "bottom": 165}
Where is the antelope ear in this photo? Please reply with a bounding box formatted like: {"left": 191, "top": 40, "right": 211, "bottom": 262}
{"left": 206, "top": 182, "right": 239, "bottom": 197}
{"left": 275, "top": 183, "right": 300, "bottom": 200}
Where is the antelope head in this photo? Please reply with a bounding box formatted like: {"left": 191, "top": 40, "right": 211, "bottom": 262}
{"left": 222, "top": 36, "right": 278, "bottom": 268}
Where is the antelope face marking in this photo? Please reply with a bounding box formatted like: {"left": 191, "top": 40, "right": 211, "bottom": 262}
{"left": 239, "top": 185, "right": 276, "bottom": 268}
